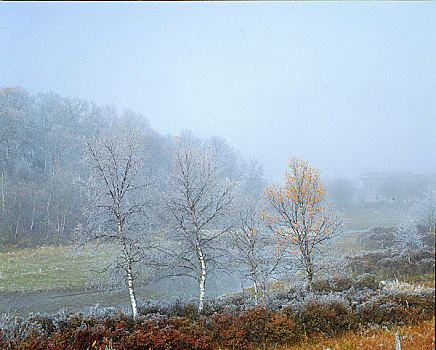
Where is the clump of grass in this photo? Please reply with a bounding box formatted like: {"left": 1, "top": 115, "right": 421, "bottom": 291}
{"left": 381, "top": 279, "right": 434, "bottom": 293}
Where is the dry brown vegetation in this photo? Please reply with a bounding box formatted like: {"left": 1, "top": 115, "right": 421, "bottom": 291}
{"left": 286, "top": 317, "right": 435, "bottom": 350}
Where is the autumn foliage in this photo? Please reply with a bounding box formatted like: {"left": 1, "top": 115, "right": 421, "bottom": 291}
{"left": 261, "top": 158, "right": 344, "bottom": 287}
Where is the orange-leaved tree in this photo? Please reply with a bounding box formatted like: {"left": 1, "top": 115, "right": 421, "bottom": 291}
{"left": 260, "top": 158, "right": 344, "bottom": 290}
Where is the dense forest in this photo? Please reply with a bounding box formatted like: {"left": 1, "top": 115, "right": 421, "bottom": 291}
{"left": 0, "top": 86, "right": 266, "bottom": 248}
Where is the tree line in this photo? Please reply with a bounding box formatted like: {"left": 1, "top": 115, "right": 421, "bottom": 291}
{"left": 0, "top": 86, "right": 257, "bottom": 247}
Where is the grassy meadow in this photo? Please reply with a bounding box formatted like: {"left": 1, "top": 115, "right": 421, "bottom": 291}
{"left": 0, "top": 245, "right": 112, "bottom": 293}
{"left": 344, "top": 203, "right": 409, "bottom": 231}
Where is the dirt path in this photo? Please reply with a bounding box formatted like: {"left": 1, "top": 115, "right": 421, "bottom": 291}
{"left": 0, "top": 287, "right": 154, "bottom": 317}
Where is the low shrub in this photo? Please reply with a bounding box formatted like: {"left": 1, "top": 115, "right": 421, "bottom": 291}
{"left": 356, "top": 291, "right": 435, "bottom": 327}
{"left": 1, "top": 286, "right": 434, "bottom": 349}
{"left": 347, "top": 248, "right": 435, "bottom": 282}
{"left": 312, "top": 277, "right": 353, "bottom": 293}
{"left": 264, "top": 311, "right": 301, "bottom": 345}
{"left": 353, "top": 273, "right": 379, "bottom": 290}
{"left": 210, "top": 307, "right": 270, "bottom": 349}
{"left": 296, "top": 301, "right": 355, "bottom": 337}
{"left": 119, "top": 320, "right": 213, "bottom": 350}
{"left": 358, "top": 226, "right": 434, "bottom": 251}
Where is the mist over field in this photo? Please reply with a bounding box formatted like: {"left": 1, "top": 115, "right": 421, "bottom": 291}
{"left": 0, "top": 3, "right": 435, "bottom": 350}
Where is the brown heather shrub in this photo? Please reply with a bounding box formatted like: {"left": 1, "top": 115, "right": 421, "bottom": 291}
{"left": 348, "top": 249, "right": 435, "bottom": 281}
{"left": 296, "top": 302, "right": 356, "bottom": 337}
{"left": 47, "top": 313, "right": 85, "bottom": 348}
{"left": 211, "top": 313, "right": 253, "bottom": 349}
{"left": 264, "top": 311, "right": 302, "bottom": 345}
{"left": 211, "top": 307, "right": 283, "bottom": 349}
{"left": 118, "top": 320, "right": 213, "bottom": 350}
{"left": 312, "top": 277, "right": 353, "bottom": 293}
{"left": 356, "top": 301, "right": 419, "bottom": 327}
{"left": 380, "top": 292, "right": 436, "bottom": 320}
{"left": 356, "top": 292, "right": 435, "bottom": 327}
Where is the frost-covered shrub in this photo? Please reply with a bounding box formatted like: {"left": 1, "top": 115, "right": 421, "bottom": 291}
{"left": 353, "top": 273, "right": 379, "bottom": 290}
{"left": 312, "top": 276, "right": 353, "bottom": 293}
{"left": 394, "top": 219, "right": 424, "bottom": 263}
{"left": 1, "top": 282, "right": 434, "bottom": 350}
{"left": 347, "top": 248, "right": 435, "bottom": 280}
{"left": 293, "top": 299, "right": 355, "bottom": 336}
{"left": 355, "top": 290, "right": 435, "bottom": 327}
{"left": 358, "top": 227, "right": 397, "bottom": 250}
{"left": 0, "top": 315, "right": 46, "bottom": 349}
{"left": 358, "top": 225, "right": 434, "bottom": 251}
{"left": 381, "top": 279, "right": 433, "bottom": 293}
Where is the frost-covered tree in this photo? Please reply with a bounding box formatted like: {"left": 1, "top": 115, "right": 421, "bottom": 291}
{"left": 394, "top": 218, "right": 423, "bottom": 264}
{"left": 78, "top": 131, "right": 152, "bottom": 318}
{"left": 163, "top": 141, "right": 236, "bottom": 312}
{"left": 231, "top": 193, "right": 284, "bottom": 304}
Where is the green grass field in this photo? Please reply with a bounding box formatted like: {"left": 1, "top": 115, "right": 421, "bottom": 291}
{"left": 0, "top": 245, "right": 115, "bottom": 293}
{"left": 344, "top": 204, "right": 408, "bottom": 230}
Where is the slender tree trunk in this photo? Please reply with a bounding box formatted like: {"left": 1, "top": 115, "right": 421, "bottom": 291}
{"left": 56, "top": 201, "right": 60, "bottom": 235}
{"left": 126, "top": 264, "right": 138, "bottom": 319}
{"left": 250, "top": 240, "right": 259, "bottom": 304}
{"left": 45, "top": 169, "right": 55, "bottom": 242}
{"left": 261, "top": 281, "right": 266, "bottom": 299}
{"left": 117, "top": 218, "right": 138, "bottom": 318}
{"left": 0, "top": 170, "right": 5, "bottom": 239}
{"left": 305, "top": 255, "right": 314, "bottom": 291}
{"left": 30, "top": 196, "right": 36, "bottom": 232}
{"left": 15, "top": 203, "right": 21, "bottom": 242}
{"left": 1, "top": 170, "right": 5, "bottom": 215}
{"left": 196, "top": 238, "right": 207, "bottom": 313}
{"left": 45, "top": 191, "right": 52, "bottom": 241}
{"left": 253, "top": 278, "right": 259, "bottom": 305}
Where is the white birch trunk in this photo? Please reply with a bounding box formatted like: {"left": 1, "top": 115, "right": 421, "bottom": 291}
{"left": 126, "top": 266, "right": 138, "bottom": 319}
{"left": 45, "top": 190, "right": 52, "bottom": 240}
{"left": 15, "top": 203, "right": 21, "bottom": 241}
{"left": 197, "top": 239, "right": 207, "bottom": 313}
{"left": 253, "top": 278, "right": 259, "bottom": 305}
{"left": 118, "top": 219, "right": 138, "bottom": 318}
{"left": 30, "top": 196, "right": 36, "bottom": 231}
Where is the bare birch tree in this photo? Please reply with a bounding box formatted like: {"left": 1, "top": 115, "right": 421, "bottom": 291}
{"left": 231, "top": 193, "right": 284, "bottom": 304}
{"left": 163, "top": 142, "right": 235, "bottom": 313}
{"left": 261, "top": 158, "right": 344, "bottom": 290}
{"left": 78, "top": 131, "right": 151, "bottom": 318}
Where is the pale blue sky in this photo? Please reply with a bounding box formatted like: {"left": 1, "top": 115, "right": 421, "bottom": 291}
{"left": 1, "top": 2, "right": 435, "bottom": 180}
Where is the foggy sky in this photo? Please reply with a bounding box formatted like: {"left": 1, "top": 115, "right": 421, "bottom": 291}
{"left": 1, "top": 2, "right": 435, "bottom": 181}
